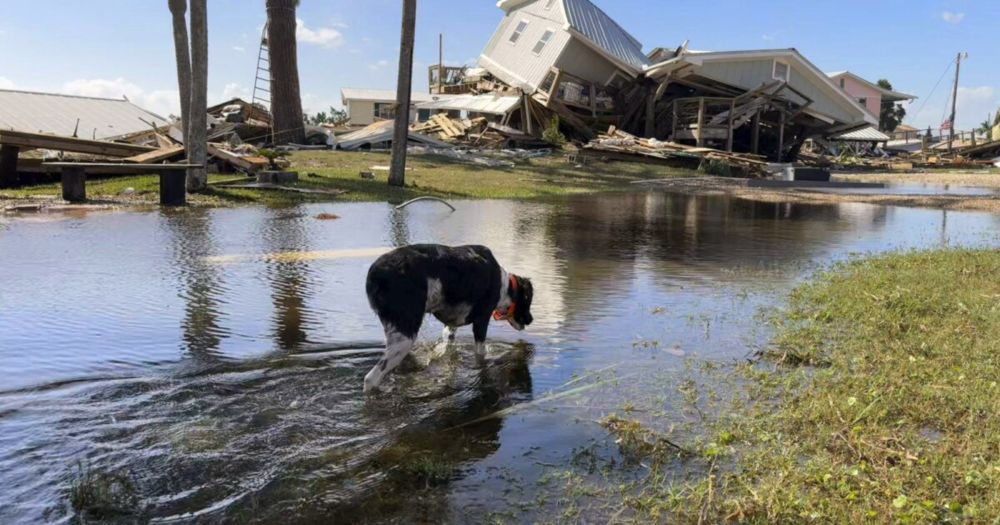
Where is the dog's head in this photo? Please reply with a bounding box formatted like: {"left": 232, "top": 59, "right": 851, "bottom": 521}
{"left": 508, "top": 276, "right": 534, "bottom": 331}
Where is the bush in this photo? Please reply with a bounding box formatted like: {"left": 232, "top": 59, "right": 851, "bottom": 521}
{"left": 542, "top": 116, "right": 567, "bottom": 146}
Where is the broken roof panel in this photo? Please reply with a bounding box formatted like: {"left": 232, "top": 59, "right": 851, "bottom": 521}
{"left": 0, "top": 89, "right": 169, "bottom": 140}
{"left": 416, "top": 94, "right": 521, "bottom": 116}
{"left": 832, "top": 126, "right": 891, "bottom": 142}
{"left": 340, "top": 88, "right": 435, "bottom": 104}
{"left": 561, "top": 0, "right": 651, "bottom": 71}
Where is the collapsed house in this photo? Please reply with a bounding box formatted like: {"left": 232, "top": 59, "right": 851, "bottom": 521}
{"left": 419, "top": 0, "right": 883, "bottom": 164}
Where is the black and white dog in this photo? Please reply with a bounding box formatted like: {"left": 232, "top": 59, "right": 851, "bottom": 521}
{"left": 364, "top": 244, "right": 534, "bottom": 393}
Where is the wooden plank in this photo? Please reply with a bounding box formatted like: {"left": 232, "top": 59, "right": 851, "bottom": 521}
{"left": 726, "top": 99, "right": 736, "bottom": 152}
{"left": 206, "top": 144, "right": 269, "bottom": 172}
{"left": 0, "top": 130, "right": 155, "bottom": 157}
{"left": 61, "top": 167, "right": 87, "bottom": 202}
{"left": 696, "top": 98, "right": 706, "bottom": 147}
{"left": 124, "top": 145, "right": 186, "bottom": 164}
{"left": 0, "top": 145, "right": 19, "bottom": 189}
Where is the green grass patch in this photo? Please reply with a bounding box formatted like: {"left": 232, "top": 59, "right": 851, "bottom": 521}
{"left": 704, "top": 249, "right": 1000, "bottom": 523}
{"left": 1, "top": 150, "right": 693, "bottom": 207}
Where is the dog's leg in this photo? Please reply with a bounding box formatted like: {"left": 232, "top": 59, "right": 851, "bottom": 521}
{"left": 472, "top": 319, "right": 489, "bottom": 364}
{"left": 442, "top": 326, "right": 456, "bottom": 342}
{"left": 364, "top": 326, "right": 416, "bottom": 393}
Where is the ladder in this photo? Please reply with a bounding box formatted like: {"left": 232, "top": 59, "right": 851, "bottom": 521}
{"left": 249, "top": 22, "right": 271, "bottom": 122}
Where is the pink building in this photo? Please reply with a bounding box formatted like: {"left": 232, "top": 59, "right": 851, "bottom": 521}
{"left": 827, "top": 71, "right": 916, "bottom": 130}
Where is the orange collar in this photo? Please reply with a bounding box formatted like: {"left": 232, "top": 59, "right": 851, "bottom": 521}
{"left": 493, "top": 275, "right": 518, "bottom": 321}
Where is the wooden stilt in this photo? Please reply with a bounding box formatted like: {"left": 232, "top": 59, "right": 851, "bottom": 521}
{"left": 696, "top": 97, "right": 706, "bottom": 147}
{"left": 0, "top": 145, "right": 19, "bottom": 189}
{"left": 726, "top": 99, "right": 736, "bottom": 152}
{"left": 644, "top": 89, "right": 656, "bottom": 138}
{"left": 160, "top": 169, "right": 187, "bottom": 206}
{"left": 777, "top": 111, "right": 786, "bottom": 162}
{"left": 523, "top": 95, "right": 534, "bottom": 136}
{"left": 61, "top": 167, "right": 87, "bottom": 202}
{"left": 671, "top": 100, "right": 678, "bottom": 141}
{"left": 751, "top": 112, "right": 760, "bottom": 155}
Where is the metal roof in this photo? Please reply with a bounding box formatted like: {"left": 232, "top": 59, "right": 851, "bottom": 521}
{"left": 340, "top": 88, "right": 435, "bottom": 104}
{"left": 0, "top": 89, "right": 169, "bottom": 140}
{"left": 561, "top": 0, "right": 651, "bottom": 71}
{"left": 416, "top": 94, "right": 521, "bottom": 115}
{"left": 832, "top": 126, "right": 891, "bottom": 142}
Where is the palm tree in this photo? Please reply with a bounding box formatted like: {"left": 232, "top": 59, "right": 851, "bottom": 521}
{"left": 389, "top": 0, "right": 417, "bottom": 187}
{"left": 168, "top": 0, "right": 192, "bottom": 146}
{"left": 266, "top": 0, "right": 306, "bottom": 145}
{"left": 187, "top": 0, "right": 209, "bottom": 191}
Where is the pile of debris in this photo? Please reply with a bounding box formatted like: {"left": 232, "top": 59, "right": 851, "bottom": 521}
{"left": 583, "top": 127, "right": 769, "bottom": 177}
{"left": 412, "top": 115, "right": 488, "bottom": 141}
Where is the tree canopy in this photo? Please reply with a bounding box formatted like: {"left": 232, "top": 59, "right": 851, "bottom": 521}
{"left": 876, "top": 79, "right": 907, "bottom": 132}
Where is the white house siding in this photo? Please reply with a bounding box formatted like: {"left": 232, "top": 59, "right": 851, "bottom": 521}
{"left": 346, "top": 100, "right": 419, "bottom": 127}
{"left": 554, "top": 38, "right": 622, "bottom": 86}
{"left": 479, "top": 0, "right": 571, "bottom": 92}
{"left": 696, "top": 59, "right": 858, "bottom": 125}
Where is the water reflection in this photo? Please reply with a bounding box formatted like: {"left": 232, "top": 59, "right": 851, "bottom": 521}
{"left": 0, "top": 191, "right": 996, "bottom": 523}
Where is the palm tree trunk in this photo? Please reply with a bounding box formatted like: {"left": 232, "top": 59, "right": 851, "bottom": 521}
{"left": 167, "top": 0, "right": 192, "bottom": 153}
{"left": 187, "top": 0, "right": 209, "bottom": 191}
{"left": 389, "top": 0, "right": 417, "bottom": 187}
{"left": 266, "top": 0, "right": 306, "bottom": 145}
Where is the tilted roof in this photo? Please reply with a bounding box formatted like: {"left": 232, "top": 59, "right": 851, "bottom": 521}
{"left": 340, "top": 88, "right": 435, "bottom": 104}
{"left": 0, "top": 89, "right": 168, "bottom": 140}
{"left": 562, "top": 0, "right": 651, "bottom": 71}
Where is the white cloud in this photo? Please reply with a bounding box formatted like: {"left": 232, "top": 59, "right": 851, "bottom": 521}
{"left": 301, "top": 93, "right": 335, "bottom": 115}
{"left": 296, "top": 18, "right": 344, "bottom": 49}
{"left": 232, "top": 46, "right": 246, "bottom": 52}
{"left": 61, "top": 78, "right": 180, "bottom": 117}
{"left": 941, "top": 11, "right": 965, "bottom": 25}
{"left": 221, "top": 83, "right": 251, "bottom": 101}
{"left": 0, "top": 77, "right": 14, "bottom": 90}
{"left": 367, "top": 59, "right": 390, "bottom": 72}
{"left": 761, "top": 32, "right": 776, "bottom": 42}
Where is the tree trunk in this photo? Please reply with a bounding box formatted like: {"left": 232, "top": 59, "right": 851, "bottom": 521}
{"left": 266, "top": 0, "right": 306, "bottom": 145}
{"left": 187, "top": 0, "right": 208, "bottom": 191}
{"left": 167, "top": 0, "right": 192, "bottom": 149}
{"left": 389, "top": 0, "right": 417, "bottom": 187}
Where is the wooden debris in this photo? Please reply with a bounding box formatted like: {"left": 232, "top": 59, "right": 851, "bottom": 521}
{"left": 0, "top": 130, "right": 156, "bottom": 157}
{"left": 206, "top": 143, "right": 270, "bottom": 173}
{"left": 123, "top": 145, "right": 186, "bottom": 164}
{"left": 583, "top": 127, "right": 769, "bottom": 177}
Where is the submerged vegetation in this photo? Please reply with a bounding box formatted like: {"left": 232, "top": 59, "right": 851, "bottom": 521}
{"left": 68, "top": 464, "right": 139, "bottom": 520}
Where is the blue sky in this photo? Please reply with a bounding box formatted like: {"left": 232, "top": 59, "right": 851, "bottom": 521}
{"left": 0, "top": 0, "right": 996, "bottom": 130}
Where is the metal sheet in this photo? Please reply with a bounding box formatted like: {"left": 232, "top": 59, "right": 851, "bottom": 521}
{"left": 0, "top": 89, "right": 169, "bottom": 140}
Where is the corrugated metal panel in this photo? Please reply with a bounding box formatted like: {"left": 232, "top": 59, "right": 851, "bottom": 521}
{"left": 833, "top": 126, "right": 890, "bottom": 142}
{"left": 341, "top": 88, "right": 434, "bottom": 103}
{"left": 562, "top": 0, "right": 650, "bottom": 71}
{"left": 416, "top": 95, "right": 521, "bottom": 115}
{"left": 0, "top": 89, "right": 168, "bottom": 140}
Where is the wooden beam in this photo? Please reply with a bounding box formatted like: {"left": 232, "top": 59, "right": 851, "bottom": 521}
{"left": 0, "top": 145, "right": 19, "bottom": 189}
{"left": 124, "top": 145, "right": 186, "bottom": 164}
{"left": 671, "top": 100, "right": 678, "bottom": 141}
{"left": 537, "top": 95, "right": 596, "bottom": 140}
{"left": 206, "top": 144, "right": 269, "bottom": 172}
{"left": 0, "top": 130, "right": 155, "bottom": 157}
{"left": 523, "top": 94, "right": 534, "bottom": 136}
{"left": 696, "top": 97, "right": 706, "bottom": 147}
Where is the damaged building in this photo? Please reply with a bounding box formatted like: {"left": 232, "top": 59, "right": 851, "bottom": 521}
{"left": 419, "top": 0, "right": 881, "bottom": 163}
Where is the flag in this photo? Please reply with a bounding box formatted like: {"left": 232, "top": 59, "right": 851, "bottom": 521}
{"left": 941, "top": 119, "right": 953, "bottom": 131}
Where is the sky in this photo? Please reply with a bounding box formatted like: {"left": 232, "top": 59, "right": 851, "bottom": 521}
{"left": 0, "top": 0, "right": 997, "bottom": 130}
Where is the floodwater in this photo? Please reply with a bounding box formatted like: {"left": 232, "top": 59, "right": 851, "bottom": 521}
{"left": 1, "top": 192, "right": 998, "bottom": 523}
{"left": 821, "top": 181, "right": 1000, "bottom": 196}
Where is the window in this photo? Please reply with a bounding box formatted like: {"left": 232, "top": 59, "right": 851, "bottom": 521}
{"left": 839, "top": 78, "right": 846, "bottom": 89}
{"left": 509, "top": 20, "right": 528, "bottom": 45}
{"left": 544, "top": 0, "right": 557, "bottom": 9}
{"left": 773, "top": 60, "right": 790, "bottom": 82}
{"left": 533, "top": 30, "right": 555, "bottom": 55}
{"left": 857, "top": 97, "right": 868, "bottom": 108}
{"left": 374, "top": 102, "right": 396, "bottom": 120}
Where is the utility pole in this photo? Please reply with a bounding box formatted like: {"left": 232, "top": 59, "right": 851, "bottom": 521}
{"left": 947, "top": 52, "right": 967, "bottom": 152}
{"left": 389, "top": 0, "right": 417, "bottom": 187}
{"left": 438, "top": 33, "right": 444, "bottom": 94}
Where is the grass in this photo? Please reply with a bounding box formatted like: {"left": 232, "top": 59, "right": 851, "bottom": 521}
{"left": 68, "top": 464, "right": 139, "bottom": 520}
{"left": 519, "top": 249, "right": 1000, "bottom": 524}
{"left": 0, "top": 150, "right": 694, "bottom": 207}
